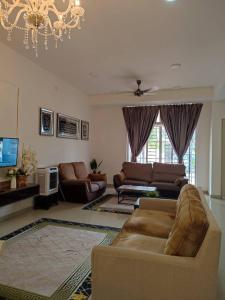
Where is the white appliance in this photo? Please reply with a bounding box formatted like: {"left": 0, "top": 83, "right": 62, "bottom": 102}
{"left": 36, "top": 167, "right": 58, "bottom": 196}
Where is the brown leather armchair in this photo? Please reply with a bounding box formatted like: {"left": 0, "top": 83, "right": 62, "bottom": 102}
{"left": 58, "top": 162, "right": 107, "bottom": 203}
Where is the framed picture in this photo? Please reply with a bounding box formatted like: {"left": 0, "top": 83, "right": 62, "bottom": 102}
{"left": 81, "top": 120, "right": 89, "bottom": 141}
{"left": 57, "top": 113, "right": 80, "bottom": 139}
{"left": 39, "top": 108, "right": 54, "bottom": 136}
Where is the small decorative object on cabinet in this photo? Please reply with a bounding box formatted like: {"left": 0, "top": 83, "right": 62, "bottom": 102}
{"left": 81, "top": 120, "right": 89, "bottom": 140}
{"left": 39, "top": 108, "right": 54, "bottom": 136}
{"left": 90, "top": 159, "right": 103, "bottom": 174}
{"left": 57, "top": 113, "right": 80, "bottom": 139}
{"left": 17, "top": 145, "right": 37, "bottom": 188}
{"left": 6, "top": 168, "right": 18, "bottom": 189}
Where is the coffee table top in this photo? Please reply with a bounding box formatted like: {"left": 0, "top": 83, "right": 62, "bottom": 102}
{"left": 118, "top": 185, "right": 157, "bottom": 193}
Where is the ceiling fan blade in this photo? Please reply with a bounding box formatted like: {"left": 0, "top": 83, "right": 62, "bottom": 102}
{"left": 144, "top": 86, "right": 160, "bottom": 93}
{"left": 108, "top": 91, "right": 134, "bottom": 95}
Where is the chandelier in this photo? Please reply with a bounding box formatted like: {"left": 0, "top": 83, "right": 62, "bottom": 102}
{"left": 0, "top": 0, "right": 85, "bottom": 56}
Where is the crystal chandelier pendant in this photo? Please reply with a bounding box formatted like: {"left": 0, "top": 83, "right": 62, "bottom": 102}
{"left": 0, "top": 0, "right": 85, "bottom": 57}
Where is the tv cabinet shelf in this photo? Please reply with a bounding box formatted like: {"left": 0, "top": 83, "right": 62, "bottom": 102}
{"left": 0, "top": 184, "right": 40, "bottom": 207}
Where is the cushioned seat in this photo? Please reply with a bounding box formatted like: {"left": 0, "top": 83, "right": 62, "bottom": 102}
{"left": 123, "top": 208, "right": 175, "bottom": 238}
{"left": 94, "top": 181, "right": 107, "bottom": 189}
{"left": 123, "top": 179, "right": 149, "bottom": 186}
{"left": 90, "top": 183, "right": 100, "bottom": 192}
{"left": 150, "top": 182, "right": 180, "bottom": 191}
{"left": 111, "top": 232, "right": 166, "bottom": 254}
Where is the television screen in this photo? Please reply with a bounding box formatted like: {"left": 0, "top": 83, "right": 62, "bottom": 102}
{"left": 0, "top": 138, "right": 19, "bottom": 168}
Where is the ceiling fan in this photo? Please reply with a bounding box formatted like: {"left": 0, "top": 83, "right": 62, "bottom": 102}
{"left": 111, "top": 80, "right": 159, "bottom": 97}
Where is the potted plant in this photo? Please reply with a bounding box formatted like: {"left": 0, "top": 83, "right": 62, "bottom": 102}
{"left": 17, "top": 145, "right": 37, "bottom": 187}
{"left": 90, "top": 159, "right": 103, "bottom": 174}
{"left": 6, "top": 168, "right": 18, "bottom": 189}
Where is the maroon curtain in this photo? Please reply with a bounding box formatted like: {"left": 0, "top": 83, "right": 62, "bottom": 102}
{"left": 123, "top": 106, "right": 159, "bottom": 162}
{"left": 160, "top": 104, "right": 203, "bottom": 163}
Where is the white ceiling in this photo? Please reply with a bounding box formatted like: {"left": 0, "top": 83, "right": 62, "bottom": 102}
{"left": 1, "top": 0, "right": 225, "bottom": 98}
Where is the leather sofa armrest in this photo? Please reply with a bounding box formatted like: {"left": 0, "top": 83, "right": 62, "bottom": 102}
{"left": 89, "top": 173, "right": 107, "bottom": 182}
{"left": 113, "top": 171, "right": 125, "bottom": 189}
{"left": 61, "top": 179, "right": 91, "bottom": 192}
{"left": 174, "top": 177, "right": 189, "bottom": 187}
{"left": 139, "top": 198, "right": 177, "bottom": 213}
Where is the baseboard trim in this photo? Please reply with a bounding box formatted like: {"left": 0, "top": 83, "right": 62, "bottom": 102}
{"left": 0, "top": 207, "right": 32, "bottom": 223}
{"left": 210, "top": 194, "right": 222, "bottom": 199}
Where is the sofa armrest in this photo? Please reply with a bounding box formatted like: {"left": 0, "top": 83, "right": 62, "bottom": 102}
{"left": 113, "top": 171, "right": 125, "bottom": 189}
{"left": 175, "top": 176, "right": 189, "bottom": 187}
{"left": 89, "top": 173, "right": 107, "bottom": 182}
{"left": 92, "top": 245, "right": 203, "bottom": 300}
{"left": 139, "top": 197, "right": 177, "bottom": 213}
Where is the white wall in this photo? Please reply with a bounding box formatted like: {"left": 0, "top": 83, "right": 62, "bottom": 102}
{"left": 91, "top": 103, "right": 212, "bottom": 192}
{"left": 0, "top": 41, "right": 90, "bottom": 173}
{"left": 210, "top": 101, "right": 225, "bottom": 197}
{"left": 0, "top": 42, "right": 90, "bottom": 216}
{"left": 91, "top": 106, "right": 127, "bottom": 184}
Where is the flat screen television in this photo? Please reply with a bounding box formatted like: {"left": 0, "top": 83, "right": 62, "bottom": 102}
{"left": 0, "top": 138, "right": 19, "bottom": 168}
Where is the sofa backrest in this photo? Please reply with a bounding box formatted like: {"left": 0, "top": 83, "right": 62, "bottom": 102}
{"left": 73, "top": 162, "right": 89, "bottom": 180}
{"left": 58, "top": 163, "right": 77, "bottom": 180}
{"left": 122, "top": 162, "right": 153, "bottom": 182}
{"left": 153, "top": 162, "right": 185, "bottom": 183}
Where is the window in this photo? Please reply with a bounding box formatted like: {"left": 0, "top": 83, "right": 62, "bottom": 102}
{"left": 128, "top": 115, "right": 196, "bottom": 183}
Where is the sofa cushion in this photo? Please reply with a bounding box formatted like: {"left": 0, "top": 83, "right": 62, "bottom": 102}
{"left": 123, "top": 179, "right": 149, "bottom": 186}
{"left": 111, "top": 231, "right": 166, "bottom": 254}
{"left": 153, "top": 162, "right": 185, "bottom": 183}
{"left": 59, "top": 163, "right": 76, "bottom": 180}
{"left": 73, "top": 162, "right": 89, "bottom": 179}
{"left": 164, "top": 188, "right": 209, "bottom": 257}
{"left": 94, "top": 181, "right": 106, "bottom": 190}
{"left": 90, "top": 183, "right": 100, "bottom": 193}
{"left": 150, "top": 182, "right": 180, "bottom": 192}
{"left": 123, "top": 208, "right": 175, "bottom": 238}
{"left": 176, "top": 184, "right": 201, "bottom": 215}
{"left": 122, "top": 162, "right": 153, "bottom": 182}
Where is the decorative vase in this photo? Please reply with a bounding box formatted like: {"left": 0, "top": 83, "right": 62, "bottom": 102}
{"left": 17, "top": 175, "right": 28, "bottom": 188}
{"left": 10, "top": 176, "right": 17, "bottom": 189}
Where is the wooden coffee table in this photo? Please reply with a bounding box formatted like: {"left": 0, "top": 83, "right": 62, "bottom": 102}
{"left": 117, "top": 185, "right": 157, "bottom": 204}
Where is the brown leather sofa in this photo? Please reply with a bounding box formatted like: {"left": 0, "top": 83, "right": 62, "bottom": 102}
{"left": 58, "top": 162, "right": 107, "bottom": 203}
{"left": 113, "top": 162, "right": 188, "bottom": 198}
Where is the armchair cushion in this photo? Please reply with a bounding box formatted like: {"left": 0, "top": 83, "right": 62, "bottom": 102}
{"left": 90, "top": 183, "right": 100, "bottom": 192}
{"left": 73, "top": 162, "right": 89, "bottom": 179}
{"left": 123, "top": 208, "right": 175, "bottom": 238}
{"left": 94, "top": 181, "right": 107, "bottom": 190}
{"left": 59, "top": 163, "right": 77, "bottom": 180}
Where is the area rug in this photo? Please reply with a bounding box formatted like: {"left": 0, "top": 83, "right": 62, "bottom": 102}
{"left": 83, "top": 194, "right": 135, "bottom": 215}
{"left": 0, "top": 218, "right": 120, "bottom": 300}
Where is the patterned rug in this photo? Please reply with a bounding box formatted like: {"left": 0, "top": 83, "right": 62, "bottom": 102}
{"left": 83, "top": 194, "right": 136, "bottom": 215}
{"left": 0, "top": 218, "right": 120, "bottom": 300}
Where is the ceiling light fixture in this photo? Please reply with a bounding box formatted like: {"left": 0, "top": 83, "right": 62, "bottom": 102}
{"left": 0, "top": 0, "right": 85, "bottom": 57}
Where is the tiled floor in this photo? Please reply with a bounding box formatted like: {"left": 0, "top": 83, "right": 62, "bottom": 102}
{"left": 0, "top": 189, "right": 224, "bottom": 300}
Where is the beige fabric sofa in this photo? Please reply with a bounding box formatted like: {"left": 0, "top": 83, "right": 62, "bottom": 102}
{"left": 92, "top": 185, "right": 221, "bottom": 300}
{"left": 114, "top": 162, "right": 188, "bottom": 198}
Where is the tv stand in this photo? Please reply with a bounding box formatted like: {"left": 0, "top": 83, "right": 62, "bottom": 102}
{"left": 0, "top": 184, "right": 40, "bottom": 207}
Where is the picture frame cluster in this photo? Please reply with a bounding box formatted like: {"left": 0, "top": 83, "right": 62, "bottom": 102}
{"left": 39, "top": 108, "right": 89, "bottom": 141}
